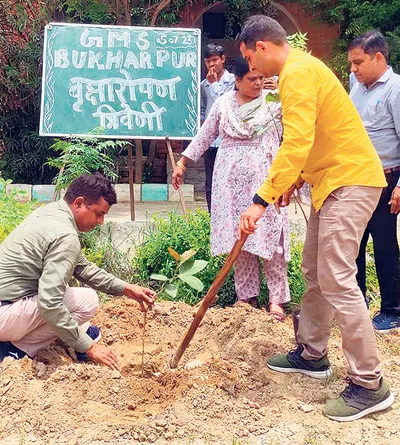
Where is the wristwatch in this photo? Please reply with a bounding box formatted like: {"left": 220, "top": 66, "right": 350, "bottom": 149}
{"left": 252, "top": 193, "right": 269, "bottom": 208}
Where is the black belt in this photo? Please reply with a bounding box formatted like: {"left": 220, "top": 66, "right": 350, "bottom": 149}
{"left": 384, "top": 166, "right": 400, "bottom": 175}
{"left": 0, "top": 300, "right": 13, "bottom": 306}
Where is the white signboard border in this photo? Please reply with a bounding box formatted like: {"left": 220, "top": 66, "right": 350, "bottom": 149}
{"left": 39, "top": 22, "right": 202, "bottom": 140}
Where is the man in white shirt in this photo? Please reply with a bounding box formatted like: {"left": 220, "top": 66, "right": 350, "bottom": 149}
{"left": 349, "top": 31, "right": 400, "bottom": 332}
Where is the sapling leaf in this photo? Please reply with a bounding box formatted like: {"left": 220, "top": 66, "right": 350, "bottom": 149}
{"left": 150, "top": 273, "right": 169, "bottom": 281}
{"left": 178, "top": 274, "right": 204, "bottom": 292}
{"left": 165, "top": 284, "right": 178, "bottom": 298}
{"left": 179, "top": 249, "right": 197, "bottom": 266}
{"left": 265, "top": 92, "right": 280, "bottom": 103}
{"left": 179, "top": 259, "right": 208, "bottom": 276}
{"left": 168, "top": 247, "right": 180, "bottom": 263}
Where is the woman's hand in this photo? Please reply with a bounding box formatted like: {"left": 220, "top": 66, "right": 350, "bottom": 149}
{"left": 238, "top": 203, "right": 266, "bottom": 238}
{"left": 172, "top": 157, "right": 187, "bottom": 190}
{"left": 172, "top": 165, "right": 184, "bottom": 190}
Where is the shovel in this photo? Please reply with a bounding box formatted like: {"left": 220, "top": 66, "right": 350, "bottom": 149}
{"left": 170, "top": 234, "right": 248, "bottom": 369}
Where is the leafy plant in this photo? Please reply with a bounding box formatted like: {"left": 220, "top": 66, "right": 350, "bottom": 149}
{"left": 294, "top": 0, "right": 400, "bottom": 79}
{"left": 131, "top": 210, "right": 309, "bottom": 308}
{"left": 150, "top": 248, "right": 208, "bottom": 299}
{"left": 288, "top": 31, "right": 309, "bottom": 52}
{"left": 0, "top": 177, "right": 38, "bottom": 243}
{"left": 131, "top": 210, "right": 236, "bottom": 306}
{"left": 286, "top": 238, "right": 306, "bottom": 307}
{"left": 0, "top": 0, "right": 59, "bottom": 184}
{"left": 63, "top": 0, "right": 115, "bottom": 24}
{"left": 47, "top": 129, "right": 127, "bottom": 190}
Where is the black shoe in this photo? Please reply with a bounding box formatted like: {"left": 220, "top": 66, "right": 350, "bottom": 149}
{"left": 0, "top": 341, "right": 27, "bottom": 362}
{"left": 75, "top": 325, "right": 102, "bottom": 362}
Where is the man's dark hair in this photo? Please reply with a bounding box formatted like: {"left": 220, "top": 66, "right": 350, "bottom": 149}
{"left": 64, "top": 172, "right": 117, "bottom": 206}
{"left": 204, "top": 43, "right": 224, "bottom": 59}
{"left": 234, "top": 56, "right": 250, "bottom": 79}
{"left": 348, "top": 30, "right": 389, "bottom": 62}
{"left": 238, "top": 15, "right": 288, "bottom": 50}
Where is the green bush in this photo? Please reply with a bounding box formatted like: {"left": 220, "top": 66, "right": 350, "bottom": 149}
{"left": 287, "top": 238, "right": 306, "bottom": 307}
{"left": 47, "top": 131, "right": 126, "bottom": 191}
{"left": 131, "top": 210, "right": 235, "bottom": 306}
{"left": 0, "top": 178, "right": 38, "bottom": 243}
{"left": 131, "top": 210, "right": 308, "bottom": 308}
{"left": 82, "top": 210, "right": 379, "bottom": 310}
{"left": 141, "top": 211, "right": 234, "bottom": 305}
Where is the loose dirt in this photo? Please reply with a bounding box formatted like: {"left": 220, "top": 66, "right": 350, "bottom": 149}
{"left": 0, "top": 299, "right": 399, "bottom": 444}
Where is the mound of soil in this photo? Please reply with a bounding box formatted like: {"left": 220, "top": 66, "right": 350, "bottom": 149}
{"left": 0, "top": 299, "right": 399, "bottom": 444}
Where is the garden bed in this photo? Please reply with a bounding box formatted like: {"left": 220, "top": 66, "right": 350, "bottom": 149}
{"left": 0, "top": 299, "right": 399, "bottom": 444}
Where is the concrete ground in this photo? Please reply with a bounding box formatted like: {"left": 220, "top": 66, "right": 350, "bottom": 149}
{"left": 105, "top": 194, "right": 209, "bottom": 223}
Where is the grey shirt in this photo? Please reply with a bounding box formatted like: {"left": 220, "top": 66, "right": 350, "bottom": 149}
{"left": 350, "top": 67, "right": 400, "bottom": 184}
{"left": 0, "top": 200, "right": 127, "bottom": 352}
{"left": 200, "top": 69, "right": 235, "bottom": 147}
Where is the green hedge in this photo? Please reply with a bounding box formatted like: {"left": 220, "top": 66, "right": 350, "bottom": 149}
{"left": 0, "top": 179, "right": 38, "bottom": 244}
{"left": 129, "top": 210, "right": 307, "bottom": 307}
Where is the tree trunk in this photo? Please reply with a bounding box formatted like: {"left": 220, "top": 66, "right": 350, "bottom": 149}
{"left": 150, "top": 0, "right": 172, "bottom": 26}
{"left": 145, "top": 140, "right": 157, "bottom": 168}
{"left": 121, "top": 0, "right": 131, "bottom": 25}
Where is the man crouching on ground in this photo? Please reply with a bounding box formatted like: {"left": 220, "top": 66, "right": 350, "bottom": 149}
{"left": 0, "top": 173, "right": 155, "bottom": 370}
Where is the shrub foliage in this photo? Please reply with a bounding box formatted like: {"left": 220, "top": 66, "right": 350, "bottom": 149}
{"left": 0, "top": 178, "right": 38, "bottom": 243}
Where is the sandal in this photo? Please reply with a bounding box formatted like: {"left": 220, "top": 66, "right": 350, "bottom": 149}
{"left": 269, "top": 303, "right": 286, "bottom": 322}
{"left": 269, "top": 311, "right": 286, "bottom": 322}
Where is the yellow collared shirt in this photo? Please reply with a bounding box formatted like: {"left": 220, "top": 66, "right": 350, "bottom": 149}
{"left": 257, "top": 49, "right": 386, "bottom": 211}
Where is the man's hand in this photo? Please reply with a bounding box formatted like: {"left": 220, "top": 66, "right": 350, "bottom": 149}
{"left": 238, "top": 204, "right": 266, "bottom": 238}
{"left": 124, "top": 283, "right": 156, "bottom": 312}
{"left": 206, "top": 67, "right": 218, "bottom": 84}
{"left": 277, "top": 185, "right": 296, "bottom": 208}
{"left": 389, "top": 186, "right": 400, "bottom": 214}
{"left": 86, "top": 343, "right": 120, "bottom": 371}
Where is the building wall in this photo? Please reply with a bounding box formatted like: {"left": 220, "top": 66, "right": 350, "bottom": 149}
{"left": 182, "top": 0, "right": 339, "bottom": 59}
{"left": 279, "top": 1, "right": 339, "bottom": 59}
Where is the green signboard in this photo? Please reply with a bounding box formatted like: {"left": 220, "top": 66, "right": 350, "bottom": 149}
{"left": 40, "top": 23, "right": 201, "bottom": 140}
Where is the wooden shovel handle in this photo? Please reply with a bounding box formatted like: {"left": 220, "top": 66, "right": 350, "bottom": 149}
{"left": 170, "top": 233, "right": 248, "bottom": 368}
{"left": 166, "top": 138, "right": 187, "bottom": 214}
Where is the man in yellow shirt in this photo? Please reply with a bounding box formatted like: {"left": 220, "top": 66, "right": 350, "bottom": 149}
{"left": 238, "top": 15, "right": 394, "bottom": 421}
